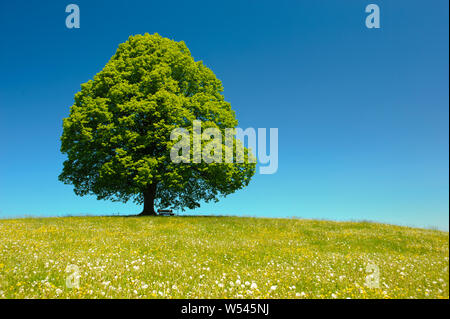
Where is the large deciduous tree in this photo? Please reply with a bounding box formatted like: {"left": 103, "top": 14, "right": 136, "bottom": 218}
{"left": 59, "top": 33, "right": 255, "bottom": 215}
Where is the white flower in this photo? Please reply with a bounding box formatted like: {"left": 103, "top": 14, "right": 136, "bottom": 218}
{"left": 250, "top": 282, "right": 258, "bottom": 289}
{"left": 270, "top": 285, "right": 277, "bottom": 291}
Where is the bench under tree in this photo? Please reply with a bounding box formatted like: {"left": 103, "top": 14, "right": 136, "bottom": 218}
{"left": 157, "top": 209, "right": 174, "bottom": 216}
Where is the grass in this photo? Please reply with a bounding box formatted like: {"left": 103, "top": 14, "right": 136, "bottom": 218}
{"left": 0, "top": 216, "right": 448, "bottom": 299}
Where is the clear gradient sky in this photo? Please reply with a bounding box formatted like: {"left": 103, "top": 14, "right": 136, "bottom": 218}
{"left": 0, "top": 0, "right": 448, "bottom": 230}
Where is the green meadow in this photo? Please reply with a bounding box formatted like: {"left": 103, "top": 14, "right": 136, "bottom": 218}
{"left": 0, "top": 216, "right": 448, "bottom": 299}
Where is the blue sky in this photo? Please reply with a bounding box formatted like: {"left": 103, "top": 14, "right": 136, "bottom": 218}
{"left": 0, "top": 0, "right": 448, "bottom": 230}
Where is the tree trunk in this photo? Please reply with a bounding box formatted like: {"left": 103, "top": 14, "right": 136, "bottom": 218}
{"left": 139, "top": 183, "right": 157, "bottom": 216}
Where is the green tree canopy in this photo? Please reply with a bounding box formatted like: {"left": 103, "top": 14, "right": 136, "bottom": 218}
{"left": 59, "top": 33, "right": 255, "bottom": 215}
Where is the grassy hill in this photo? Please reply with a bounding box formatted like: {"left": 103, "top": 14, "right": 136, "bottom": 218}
{"left": 0, "top": 216, "right": 448, "bottom": 299}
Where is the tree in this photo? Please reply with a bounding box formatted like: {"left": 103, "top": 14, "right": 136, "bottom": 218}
{"left": 59, "top": 33, "right": 256, "bottom": 215}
